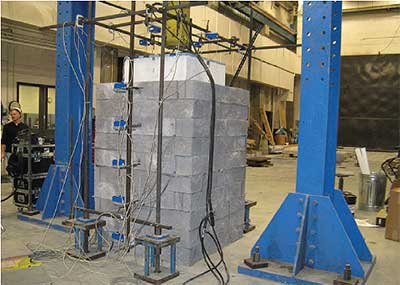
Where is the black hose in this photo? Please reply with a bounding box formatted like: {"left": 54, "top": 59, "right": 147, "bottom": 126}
{"left": 150, "top": 5, "right": 229, "bottom": 284}
{"left": 1, "top": 189, "right": 15, "bottom": 203}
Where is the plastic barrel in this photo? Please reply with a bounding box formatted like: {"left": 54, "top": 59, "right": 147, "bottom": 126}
{"left": 358, "top": 172, "right": 387, "bottom": 211}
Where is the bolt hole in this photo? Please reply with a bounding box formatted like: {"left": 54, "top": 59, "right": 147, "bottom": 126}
{"left": 321, "top": 45, "right": 326, "bottom": 51}
{"left": 306, "top": 47, "right": 311, "bottom": 52}
{"left": 321, "top": 30, "right": 326, "bottom": 36}
{"left": 332, "top": 54, "right": 337, "bottom": 58}
{"left": 322, "top": 16, "right": 326, "bottom": 20}
{"left": 305, "top": 77, "right": 310, "bottom": 81}
{"left": 307, "top": 17, "right": 312, "bottom": 22}
{"left": 307, "top": 1, "right": 312, "bottom": 6}
{"left": 320, "top": 62, "right": 325, "bottom": 67}
{"left": 321, "top": 78, "right": 324, "bottom": 81}
{"left": 307, "top": 32, "right": 312, "bottom": 37}
{"left": 306, "top": 62, "right": 311, "bottom": 68}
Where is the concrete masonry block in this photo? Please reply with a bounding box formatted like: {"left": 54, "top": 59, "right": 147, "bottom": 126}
{"left": 138, "top": 206, "right": 205, "bottom": 232}
{"left": 176, "top": 155, "right": 208, "bottom": 176}
{"left": 96, "top": 83, "right": 123, "bottom": 101}
{"left": 134, "top": 82, "right": 160, "bottom": 99}
{"left": 224, "top": 86, "right": 250, "bottom": 106}
{"left": 160, "top": 189, "right": 205, "bottom": 212}
{"left": 226, "top": 151, "right": 247, "bottom": 168}
{"left": 95, "top": 167, "right": 126, "bottom": 188}
{"left": 95, "top": 149, "right": 127, "bottom": 166}
{"left": 215, "top": 119, "right": 228, "bottom": 137}
{"left": 96, "top": 98, "right": 130, "bottom": 119}
{"left": 163, "top": 99, "right": 211, "bottom": 119}
{"left": 175, "top": 119, "right": 209, "bottom": 137}
{"left": 133, "top": 169, "right": 179, "bottom": 197}
{"left": 94, "top": 196, "right": 124, "bottom": 212}
{"left": 132, "top": 116, "right": 175, "bottom": 137}
{"left": 95, "top": 118, "right": 121, "bottom": 134}
{"left": 132, "top": 135, "right": 175, "bottom": 154}
{"left": 229, "top": 196, "right": 245, "bottom": 215}
{"left": 224, "top": 167, "right": 246, "bottom": 185}
{"left": 94, "top": 181, "right": 126, "bottom": 200}
{"left": 178, "top": 80, "right": 210, "bottom": 101}
{"left": 138, "top": 136, "right": 175, "bottom": 156}
{"left": 213, "top": 136, "right": 246, "bottom": 153}
{"left": 95, "top": 133, "right": 127, "bottom": 150}
{"left": 133, "top": 151, "right": 176, "bottom": 175}
{"left": 226, "top": 181, "right": 245, "bottom": 199}
{"left": 167, "top": 173, "right": 205, "bottom": 194}
{"left": 212, "top": 169, "right": 226, "bottom": 188}
{"left": 229, "top": 209, "right": 244, "bottom": 242}
{"left": 232, "top": 135, "right": 247, "bottom": 152}
{"left": 226, "top": 120, "right": 248, "bottom": 136}
{"left": 219, "top": 103, "right": 248, "bottom": 120}
{"left": 207, "top": 186, "right": 229, "bottom": 218}
{"left": 132, "top": 99, "right": 159, "bottom": 114}
{"left": 134, "top": 241, "right": 203, "bottom": 267}
{"left": 174, "top": 137, "right": 208, "bottom": 156}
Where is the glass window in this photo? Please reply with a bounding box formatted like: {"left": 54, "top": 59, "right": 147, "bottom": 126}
{"left": 18, "top": 85, "right": 40, "bottom": 129}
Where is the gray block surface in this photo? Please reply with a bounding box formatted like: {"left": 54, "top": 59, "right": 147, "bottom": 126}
{"left": 95, "top": 80, "right": 249, "bottom": 266}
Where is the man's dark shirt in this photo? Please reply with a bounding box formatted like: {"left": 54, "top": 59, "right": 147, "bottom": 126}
{"left": 1, "top": 122, "right": 29, "bottom": 152}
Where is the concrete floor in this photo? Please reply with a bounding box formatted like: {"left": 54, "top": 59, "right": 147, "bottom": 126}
{"left": 1, "top": 151, "right": 400, "bottom": 285}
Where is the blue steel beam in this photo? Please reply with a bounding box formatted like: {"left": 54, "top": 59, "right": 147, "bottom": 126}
{"left": 238, "top": 2, "right": 375, "bottom": 284}
{"left": 36, "top": 1, "right": 95, "bottom": 219}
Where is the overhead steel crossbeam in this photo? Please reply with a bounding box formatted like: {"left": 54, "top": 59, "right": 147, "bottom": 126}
{"left": 221, "top": 1, "right": 297, "bottom": 44}
{"left": 200, "top": 43, "right": 301, "bottom": 54}
{"left": 230, "top": 22, "right": 263, "bottom": 87}
{"left": 39, "top": 1, "right": 298, "bottom": 78}
{"left": 40, "top": 2, "right": 296, "bottom": 57}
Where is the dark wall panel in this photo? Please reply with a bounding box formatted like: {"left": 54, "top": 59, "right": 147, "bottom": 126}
{"left": 338, "top": 55, "right": 400, "bottom": 150}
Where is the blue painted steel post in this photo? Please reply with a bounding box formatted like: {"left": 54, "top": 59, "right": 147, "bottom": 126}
{"left": 238, "top": 3, "right": 375, "bottom": 284}
{"left": 296, "top": 1, "right": 342, "bottom": 198}
{"left": 36, "top": 1, "right": 95, "bottom": 219}
{"left": 144, "top": 243, "right": 150, "bottom": 276}
{"left": 150, "top": 245, "right": 155, "bottom": 267}
{"left": 97, "top": 227, "right": 103, "bottom": 251}
{"left": 170, "top": 244, "right": 176, "bottom": 273}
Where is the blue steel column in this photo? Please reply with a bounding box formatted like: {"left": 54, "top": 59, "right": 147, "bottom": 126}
{"left": 238, "top": 2, "right": 374, "bottom": 284}
{"left": 36, "top": 1, "right": 95, "bottom": 218}
{"left": 296, "top": 1, "right": 342, "bottom": 198}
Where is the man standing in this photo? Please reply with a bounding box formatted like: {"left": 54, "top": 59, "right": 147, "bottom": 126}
{"left": 1, "top": 107, "right": 28, "bottom": 160}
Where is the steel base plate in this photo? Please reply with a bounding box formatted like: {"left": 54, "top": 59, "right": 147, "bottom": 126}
{"left": 244, "top": 257, "right": 269, "bottom": 269}
{"left": 20, "top": 209, "right": 40, "bottom": 216}
{"left": 333, "top": 277, "right": 361, "bottom": 285}
{"left": 66, "top": 249, "right": 106, "bottom": 261}
{"left": 238, "top": 258, "right": 375, "bottom": 285}
{"left": 134, "top": 266, "right": 179, "bottom": 285}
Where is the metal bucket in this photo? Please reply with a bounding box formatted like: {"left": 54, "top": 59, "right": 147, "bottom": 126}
{"left": 358, "top": 172, "right": 387, "bottom": 211}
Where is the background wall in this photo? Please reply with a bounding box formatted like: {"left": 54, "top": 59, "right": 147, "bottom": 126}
{"left": 1, "top": 1, "right": 298, "bottom": 105}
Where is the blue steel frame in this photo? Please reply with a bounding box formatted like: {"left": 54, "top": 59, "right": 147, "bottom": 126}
{"left": 238, "top": 2, "right": 375, "bottom": 284}
{"left": 36, "top": 1, "right": 95, "bottom": 219}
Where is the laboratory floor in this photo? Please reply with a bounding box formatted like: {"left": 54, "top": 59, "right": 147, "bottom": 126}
{"left": 1, "top": 151, "right": 399, "bottom": 285}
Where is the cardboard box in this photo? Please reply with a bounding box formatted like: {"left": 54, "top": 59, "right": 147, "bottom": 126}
{"left": 385, "top": 182, "right": 400, "bottom": 241}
